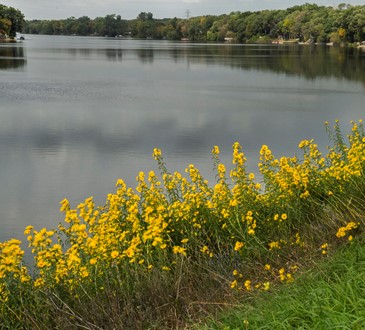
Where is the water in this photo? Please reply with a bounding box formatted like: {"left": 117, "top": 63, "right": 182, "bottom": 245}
{"left": 1, "top": 35, "right": 364, "bottom": 242}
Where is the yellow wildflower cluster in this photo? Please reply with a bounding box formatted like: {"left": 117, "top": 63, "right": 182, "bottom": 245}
{"left": 321, "top": 243, "right": 329, "bottom": 255}
{"left": 278, "top": 268, "right": 294, "bottom": 283}
{"left": 336, "top": 222, "right": 359, "bottom": 239}
{"left": 231, "top": 269, "right": 270, "bottom": 291}
{"left": 0, "top": 120, "right": 364, "bottom": 303}
{"left": 258, "top": 121, "right": 365, "bottom": 206}
{"left": 0, "top": 239, "right": 30, "bottom": 302}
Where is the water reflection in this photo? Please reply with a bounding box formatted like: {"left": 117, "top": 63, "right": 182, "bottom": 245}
{"left": 98, "top": 45, "right": 360, "bottom": 85}
{"left": 0, "top": 45, "right": 26, "bottom": 70}
{"left": 64, "top": 47, "right": 123, "bottom": 61}
{"left": 0, "top": 35, "right": 365, "bottom": 242}
{"left": 13, "top": 34, "right": 365, "bottom": 85}
{"left": 163, "top": 45, "right": 365, "bottom": 85}
{"left": 137, "top": 48, "right": 154, "bottom": 63}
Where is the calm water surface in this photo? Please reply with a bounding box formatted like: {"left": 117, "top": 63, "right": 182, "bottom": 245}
{"left": 1, "top": 35, "right": 365, "bottom": 242}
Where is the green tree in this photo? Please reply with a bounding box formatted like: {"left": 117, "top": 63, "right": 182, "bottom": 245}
{"left": 346, "top": 6, "right": 365, "bottom": 42}
{"left": 0, "top": 17, "right": 11, "bottom": 35}
{"left": 0, "top": 4, "right": 24, "bottom": 37}
{"left": 93, "top": 16, "right": 106, "bottom": 36}
{"left": 52, "top": 20, "right": 64, "bottom": 35}
{"left": 19, "top": 4, "right": 365, "bottom": 44}
{"left": 132, "top": 12, "right": 156, "bottom": 38}
{"left": 162, "top": 17, "right": 182, "bottom": 40}
{"left": 76, "top": 16, "right": 92, "bottom": 36}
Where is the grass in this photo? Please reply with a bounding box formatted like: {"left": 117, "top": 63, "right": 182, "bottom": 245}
{"left": 0, "top": 120, "right": 365, "bottom": 329}
{"left": 200, "top": 238, "right": 365, "bottom": 330}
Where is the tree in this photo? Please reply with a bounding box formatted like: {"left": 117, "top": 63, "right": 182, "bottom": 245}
{"left": 137, "top": 12, "right": 153, "bottom": 21}
{"left": 132, "top": 12, "right": 156, "bottom": 38}
{"left": 0, "top": 4, "right": 25, "bottom": 37}
{"left": 0, "top": 17, "right": 11, "bottom": 35}
{"left": 18, "top": 4, "right": 365, "bottom": 44}
{"left": 76, "top": 16, "right": 92, "bottom": 36}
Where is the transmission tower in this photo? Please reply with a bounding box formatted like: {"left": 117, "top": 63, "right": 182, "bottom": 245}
{"left": 185, "top": 9, "right": 190, "bottom": 19}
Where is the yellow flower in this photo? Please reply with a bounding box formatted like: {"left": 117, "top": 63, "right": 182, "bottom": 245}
{"left": 230, "top": 280, "right": 238, "bottom": 289}
{"left": 264, "top": 264, "right": 271, "bottom": 271}
{"left": 37, "top": 260, "right": 47, "bottom": 268}
{"left": 173, "top": 246, "right": 187, "bottom": 256}
{"left": 336, "top": 227, "right": 346, "bottom": 238}
{"left": 298, "top": 140, "right": 310, "bottom": 149}
{"left": 59, "top": 198, "right": 70, "bottom": 212}
{"left": 281, "top": 213, "right": 288, "bottom": 220}
{"left": 260, "top": 145, "right": 268, "bottom": 155}
{"left": 247, "top": 228, "right": 255, "bottom": 235}
{"left": 111, "top": 251, "right": 119, "bottom": 259}
{"left": 152, "top": 148, "right": 162, "bottom": 159}
{"left": 268, "top": 241, "right": 280, "bottom": 250}
{"left": 34, "top": 278, "right": 44, "bottom": 287}
{"left": 212, "top": 145, "right": 220, "bottom": 155}
{"left": 321, "top": 244, "right": 328, "bottom": 254}
{"left": 80, "top": 267, "right": 89, "bottom": 278}
{"left": 24, "top": 225, "right": 33, "bottom": 235}
{"left": 234, "top": 241, "right": 244, "bottom": 251}
{"left": 286, "top": 273, "right": 294, "bottom": 283}
{"left": 90, "top": 258, "right": 97, "bottom": 265}
{"left": 217, "top": 164, "right": 226, "bottom": 174}
{"left": 200, "top": 246, "right": 209, "bottom": 253}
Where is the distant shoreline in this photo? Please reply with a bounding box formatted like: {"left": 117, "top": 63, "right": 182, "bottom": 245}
{"left": 0, "top": 39, "right": 17, "bottom": 43}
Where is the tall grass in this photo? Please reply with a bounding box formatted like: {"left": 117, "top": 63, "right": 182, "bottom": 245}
{"left": 200, "top": 238, "right": 365, "bottom": 329}
{"left": 0, "top": 120, "right": 364, "bottom": 329}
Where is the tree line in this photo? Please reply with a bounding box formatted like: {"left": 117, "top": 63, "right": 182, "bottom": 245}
{"left": 9, "top": 3, "right": 365, "bottom": 43}
{"left": 0, "top": 4, "right": 24, "bottom": 38}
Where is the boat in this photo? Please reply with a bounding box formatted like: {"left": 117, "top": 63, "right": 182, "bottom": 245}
{"left": 281, "top": 38, "right": 300, "bottom": 44}
{"left": 272, "top": 38, "right": 299, "bottom": 45}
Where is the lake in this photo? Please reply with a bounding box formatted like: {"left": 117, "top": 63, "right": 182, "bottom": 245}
{"left": 1, "top": 35, "right": 365, "bottom": 243}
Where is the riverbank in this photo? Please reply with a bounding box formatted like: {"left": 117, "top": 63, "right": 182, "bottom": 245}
{"left": 200, "top": 237, "right": 365, "bottom": 329}
{"left": 0, "top": 120, "right": 364, "bottom": 328}
{"left": 0, "top": 38, "right": 17, "bottom": 43}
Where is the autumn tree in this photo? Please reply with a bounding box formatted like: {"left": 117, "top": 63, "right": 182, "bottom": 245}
{"left": 0, "top": 4, "right": 24, "bottom": 37}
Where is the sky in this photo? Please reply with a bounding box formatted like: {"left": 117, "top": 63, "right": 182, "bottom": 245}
{"left": 1, "top": 0, "right": 364, "bottom": 20}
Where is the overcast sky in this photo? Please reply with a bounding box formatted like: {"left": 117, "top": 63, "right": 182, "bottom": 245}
{"left": 2, "top": 0, "right": 364, "bottom": 20}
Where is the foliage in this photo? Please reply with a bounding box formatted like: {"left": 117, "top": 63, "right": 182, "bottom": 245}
{"left": 0, "top": 4, "right": 24, "bottom": 38}
{"left": 22, "top": 4, "right": 365, "bottom": 43}
{"left": 0, "top": 120, "right": 365, "bottom": 328}
{"left": 201, "top": 238, "right": 365, "bottom": 329}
